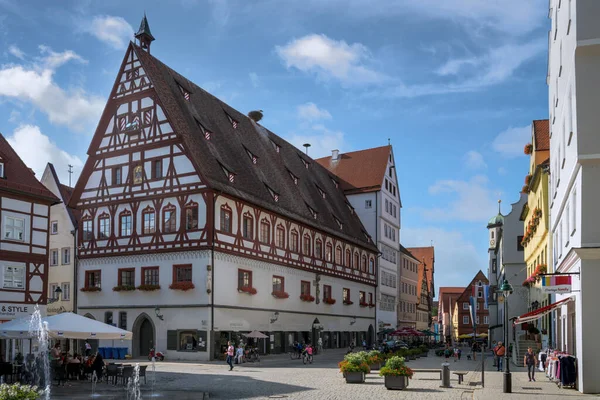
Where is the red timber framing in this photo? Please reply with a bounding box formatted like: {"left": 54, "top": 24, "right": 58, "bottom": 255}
{"left": 214, "top": 193, "right": 377, "bottom": 286}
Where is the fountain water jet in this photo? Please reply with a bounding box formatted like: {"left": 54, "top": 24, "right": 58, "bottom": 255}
{"left": 28, "top": 306, "right": 50, "bottom": 400}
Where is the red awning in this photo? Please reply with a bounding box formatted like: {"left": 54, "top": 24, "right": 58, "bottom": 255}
{"left": 514, "top": 297, "right": 574, "bottom": 325}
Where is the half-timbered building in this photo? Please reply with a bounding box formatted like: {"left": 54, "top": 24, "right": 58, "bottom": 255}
{"left": 70, "top": 16, "right": 378, "bottom": 360}
{"left": 0, "top": 134, "right": 60, "bottom": 360}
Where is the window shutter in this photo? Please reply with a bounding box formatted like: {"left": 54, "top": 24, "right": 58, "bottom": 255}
{"left": 167, "top": 330, "right": 178, "bottom": 350}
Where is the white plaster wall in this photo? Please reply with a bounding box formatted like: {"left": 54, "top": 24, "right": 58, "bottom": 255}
{"left": 347, "top": 192, "right": 377, "bottom": 239}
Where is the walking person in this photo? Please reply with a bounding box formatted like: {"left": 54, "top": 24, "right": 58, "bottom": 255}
{"left": 524, "top": 347, "right": 536, "bottom": 382}
{"left": 453, "top": 346, "right": 459, "bottom": 362}
{"left": 225, "top": 341, "right": 234, "bottom": 371}
{"left": 495, "top": 341, "right": 506, "bottom": 371}
{"left": 84, "top": 341, "right": 92, "bottom": 357}
{"left": 491, "top": 341, "right": 497, "bottom": 367}
{"left": 317, "top": 337, "right": 323, "bottom": 354}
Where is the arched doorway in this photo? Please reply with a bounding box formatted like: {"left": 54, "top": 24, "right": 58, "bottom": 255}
{"left": 132, "top": 313, "right": 155, "bottom": 358}
{"left": 367, "top": 324, "right": 374, "bottom": 346}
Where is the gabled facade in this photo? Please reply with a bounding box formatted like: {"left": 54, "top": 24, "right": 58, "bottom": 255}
{"left": 0, "top": 134, "right": 60, "bottom": 361}
{"left": 520, "top": 120, "right": 552, "bottom": 346}
{"left": 437, "top": 287, "right": 464, "bottom": 343}
{"left": 407, "top": 246, "right": 435, "bottom": 330}
{"left": 70, "top": 18, "right": 378, "bottom": 361}
{"left": 451, "top": 271, "right": 489, "bottom": 341}
{"left": 316, "top": 146, "right": 401, "bottom": 333}
{"left": 398, "top": 244, "right": 418, "bottom": 328}
{"left": 40, "top": 163, "right": 79, "bottom": 316}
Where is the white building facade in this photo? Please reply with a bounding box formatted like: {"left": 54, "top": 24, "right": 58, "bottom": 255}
{"left": 398, "top": 245, "right": 418, "bottom": 328}
{"left": 548, "top": 0, "right": 600, "bottom": 393}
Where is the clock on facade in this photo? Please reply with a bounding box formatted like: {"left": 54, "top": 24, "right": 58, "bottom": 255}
{"left": 489, "top": 239, "right": 495, "bottom": 246}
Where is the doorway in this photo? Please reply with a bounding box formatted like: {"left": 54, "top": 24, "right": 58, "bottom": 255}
{"left": 132, "top": 313, "right": 155, "bottom": 358}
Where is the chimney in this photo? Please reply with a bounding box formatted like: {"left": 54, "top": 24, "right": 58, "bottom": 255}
{"left": 331, "top": 149, "right": 339, "bottom": 161}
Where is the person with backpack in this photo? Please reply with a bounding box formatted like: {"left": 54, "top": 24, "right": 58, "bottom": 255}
{"left": 495, "top": 341, "right": 506, "bottom": 371}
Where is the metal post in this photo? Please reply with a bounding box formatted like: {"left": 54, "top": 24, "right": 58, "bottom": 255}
{"left": 503, "top": 295, "right": 512, "bottom": 393}
{"left": 481, "top": 344, "right": 485, "bottom": 387}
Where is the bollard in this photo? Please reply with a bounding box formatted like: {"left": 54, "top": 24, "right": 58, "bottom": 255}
{"left": 440, "top": 362, "right": 451, "bottom": 388}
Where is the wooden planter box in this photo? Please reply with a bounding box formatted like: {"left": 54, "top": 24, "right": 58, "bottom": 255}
{"left": 369, "top": 363, "right": 381, "bottom": 371}
{"left": 345, "top": 372, "right": 365, "bottom": 383}
{"left": 384, "top": 375, "right": 409, "bottom": 390}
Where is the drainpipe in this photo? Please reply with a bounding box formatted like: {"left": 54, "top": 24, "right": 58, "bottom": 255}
{"left": 71, "top": 228, "right": 78, "bottom": 314}
{"left": 210, "top": 190, "right": 220, "bottom": 360}
{"left": 374, "top": 192, "right": 378, "bottom": 337}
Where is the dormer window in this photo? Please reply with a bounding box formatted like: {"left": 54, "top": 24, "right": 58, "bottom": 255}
{"left": 271, "top": 140, "right": 281, "bottom": 153}
{"left": 333, "top": 215, "right": 342, "bottom": 230}
{"left": 316, "top": 186, "right": 326, "bottom": 199}
{"left": 288, "top": 170, "right": 298, "bottom": 185}
{"left": 225, "top": 112, "right": 238, "bottom": 129}
{"left": 330, "top": 177, "right": 339, "bottom": 188}
{"left": 197, "top": 120, "right": 212, "bottom": 140}
{"left": 306, "top": 203, "right": 317, "bottom": 219}
{"left": 299, "top": 156, "right": 310, "bottom": 169}
{"left": 265, "top": 185, "right": 279, "bottom": 202}
{"left": 179, "top": 84, "right": 190, "bottom": 101}
{"left": 245, "top": 148, "right": 258, "bottom": 165}
{"left": 219, "top": 163, "right": 235, "bottom": 183}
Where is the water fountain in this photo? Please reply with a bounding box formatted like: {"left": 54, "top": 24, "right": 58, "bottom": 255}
{"left": 28, "top": 306, "right": 50, "bottom": 400}
{"left": 126, "top": 363, "right": 141, "bottom": 400}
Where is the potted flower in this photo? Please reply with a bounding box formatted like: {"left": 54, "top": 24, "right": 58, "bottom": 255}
{"left": 359, "top": 300, "right": 369, "bottom": 307}
{"left": 137, "top": 284, "right": 161, "bottom": 291}
{"left": 525, "top": 174, "right": 532, "bottom": 185}
{"left": 271, "top": 290, "right": 289, "bottom": 299}
{"left": 324, "top": 298, "right": 336, "bottom": 305}
{"left": 367, "top": 350, "right": 385, "bottom": 371}
{"left": 524, "top": 143, "right": 533, "bottom": 155}
{"left": 80, "top": 286, "right": 101, "bottom": 292}
{"left": 379, "top": 355, "right": 413, "bottom": 390}
{"left": 0, "top": 383, "right": 44, "bottom": 399}
{"left": 112, "top": 285, "right": 136, "bottom": 292}
{"left": 521, "top": 185, "right": 529, "bottom": 194}
{"left": 343, "top": 299, "right": 354, "bottom": 305}
{"left": 169, "top": 281, "right": 195, "bottom": 291}
{"left": 368, "top": 302, "right": 376, "bottom": 308}
{"left": 299, "top": 294, "right": 315, "bottom": 302}
{"left": 238, "top": 286, "right": 257, "bottom": 295}
{"left": 339, "top": 353, "right": 370, "bottom": 383}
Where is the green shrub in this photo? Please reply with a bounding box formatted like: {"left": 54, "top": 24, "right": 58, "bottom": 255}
{"left": 367, "top": 350, "right": 384, "bottom": 364}
{"left": 379, "top": 356, "right": 414, "bottom": 378}
{"left": 0, "top": 383, "right": 44, "bottom": 400}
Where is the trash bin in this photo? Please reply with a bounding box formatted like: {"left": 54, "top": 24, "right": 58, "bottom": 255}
{"left": 105, "top": 347, "right": 114, "bottom": 359}
{"left": 441, "top": 362, "right": 451, "bottom": 388}
{"left": 118, "top": 348, "right": 127, "bottom": 360}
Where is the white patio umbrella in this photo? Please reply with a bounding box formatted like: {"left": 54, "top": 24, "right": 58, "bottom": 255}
{"left": 0, "top": 312, "right": 132, "bottom": 340}
{"left": 243, "top": 330, "right": 268, "bottom": 339}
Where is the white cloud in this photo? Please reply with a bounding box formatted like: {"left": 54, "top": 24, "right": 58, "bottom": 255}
{"left": 498, "top": 167, "right": 507, "bottom": 176}
{"left": 6, "top": 125, "right": 83, "bottom": 183}
{"left": 402, "top": 226, "right": 487, "bottom": 289}
{"left": 492, "top": 125, "right": 531, "bottom": 158}
{"left": 464, "top": 150, "right": 487, "bottom": 170}
{"left": 8, "top": 45, "right": 25, "bottom": 60}
{"left": 297, "top": 102, "right": 332, "bottom": 121}
{"left": 420, "top": 175, "right": 498, "bottom": 222}
{"left": 0, "top": 46, "right": 104, "bottom": 132}
{"left": 249, "top": 72, "right": 259, "bottom": 88}
{"left": 85, "top": 15, "right": 134, "bottom": 50}
{"left": 275, "top": 34, "right": 385, "bottom": 85}
{"left": 287, "top": 124, "right": 345, "bottom": 159}
{"left": 8, "top": 110, "right": 20, "bottom": 123}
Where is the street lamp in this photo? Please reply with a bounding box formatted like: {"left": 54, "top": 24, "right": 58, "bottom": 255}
{"left": 48, "top": 286, "right": 63, "bottom": 304}
{"left": 500, "top": 279, "right": 513, "bottom": 393}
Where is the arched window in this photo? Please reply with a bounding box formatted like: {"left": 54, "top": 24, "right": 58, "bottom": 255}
{"left": 290, "top": 230, "right": 299, "bottom": 252}
{"left": 303, "top": 234, "right": 311, "bottom": 256}
{"left": 345, "top": 249, "right": 351, "bottom": 268}
{"left": 362, "top": 255, "right": 367, "bottom": 272}
{"left": 260, "top": 219, "right": 270, "bottom": 244}
{"left": 335, "top": 246, "right": 342, "bottom": 265}
{"left": 98, "top": 213, "right": 110, "bottom": 239}
{"left": 276, "top": 225, "right": 285, "bottom": 247}
{"left": 354, "top": 252, "right": 359, "bottom": 270}
{"left": 369, "top": 258, "right": 375, "bottom": 274}
{"left": 185, "top": 201, "right": 199, "bottom": 231}
{"left": 163, "top": 203, "right": 177, "bottom": 233}
{"left": 315, "top": 239, "right": 323, "bottom": 259}
{"left": 119, "top": 209, "right": 132, "bottom": 237}
{"left": 220, "top": 204, "right": 232, "bottom": 233}
{"left": 142, "top": 206, "right": 155, "bottom": 234}
{"left": 242, "top": 212, "right": 253, "bottom": 239}
{"left": 326, "top": 243, "right": 333, "bottom": 262}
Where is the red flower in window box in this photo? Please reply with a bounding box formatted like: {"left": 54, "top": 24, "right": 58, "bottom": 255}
{"left": 323, "top": 298, "right": 336, "bottom": 305}
{"left": 271, "top": 290, "right": 289, "bottom": 299}
{"left": 112, "top": 285, "right": 136, "bottom": 292}
{"left": 137, "top": 284, "right": 161, "bottom": 291}
{"left": 524, "top": 143, "right": 533, "bottom": 155}
{"left": 368, "top": 303, "right": 376, "bottom": 308}
{"left": 169, "top": 282, "right": 195, "bottom": 291}
{"left": 343, "top": 300, "right": 354, "bottom": 305}
{"left": 300, "top": 294, "right": 315, "bottom": 302}
{"left": 238, "top": 286, "right": 257, "bottom": 295}
{"left": 359, "top": 301, "right": 369, "bottom": 307}
{"left": 521, "top": 185, "right": 530, "bottom": 194}
{"left": 525, "top": 174, "right": 532, "bottom": 185}
{"left": 80, "top": 286, "right": 101, "bottom": 292}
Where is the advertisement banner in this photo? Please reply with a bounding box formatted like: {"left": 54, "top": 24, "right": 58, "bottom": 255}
{"left": 541, "top": 276, "right": 572, "bottom": 293}
{"left": 0, "top": 303, "right": 37, "bottom": 320}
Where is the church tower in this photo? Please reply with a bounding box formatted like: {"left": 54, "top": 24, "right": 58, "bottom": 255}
{"left": 135, "top": 13, "right": 155, "bottom": 53}
{"left": 487, "top": 200, "right": 503, "bottom": 250}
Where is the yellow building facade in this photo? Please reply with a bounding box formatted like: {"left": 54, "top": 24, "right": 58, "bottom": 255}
{"left": 520, "top": 120, "right": 551, "bottom": 341}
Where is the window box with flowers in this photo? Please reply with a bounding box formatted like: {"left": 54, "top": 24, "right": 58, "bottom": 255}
{"left": 368, "top": 303, "right": 376, "bottom": 308}
{"left": 169, "top": 282, "right": 195, "bottom": 291}
{"left": 343, "top": 300, "right": 354, "bottom": 305}
{"left": 359, "top": 301, "right": 369, "bottom": 307}
{"left": 80, "top": 286, "right": 101, "bottom": 293}
{"left": 524, "top": 143, "right": 533, "bottom": 155}
{"left": 137, "top": 284, "right": 161, "bottom": 291}
{"left": 112, "top": 285, "right": 136, "bottom": 292}
{"left": 323, "top": 298, "right": 336, "bottom": 305}
{"left": 238, "top": 286, "right": 257, "bottom": 295}
{"left": 525, "top": 174, "right": 532, "bottom": 185}
{"left": 521, "top": 185, "right": 530, "bottom": 194}
{"left": 272, "top": 290, "right": 289, "bottom": 299}
{"left": 300, "top": 294, "right": 315, "bottom": 302}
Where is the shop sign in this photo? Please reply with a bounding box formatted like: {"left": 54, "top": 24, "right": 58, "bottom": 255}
{"left": 541, "top": 276, "right": 571, "bottom": 293}
{"left": 0, "top": 303, "right": 36, "bottom": 320}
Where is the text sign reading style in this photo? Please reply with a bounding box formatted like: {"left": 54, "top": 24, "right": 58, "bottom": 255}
{"left": 0, "top": 304, "right": 36, "bottom": 320}
{"left": 541, "top": 276, "right": 572, "bottom": 293}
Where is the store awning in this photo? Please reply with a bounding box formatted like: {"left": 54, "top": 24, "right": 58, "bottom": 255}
{"left": 514, "top": 297, "right": 574, "bottom": 325}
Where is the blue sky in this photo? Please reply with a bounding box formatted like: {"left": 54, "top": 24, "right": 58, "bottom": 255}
{"left": 0, "top": 0, "right": 549, "bottom": 291}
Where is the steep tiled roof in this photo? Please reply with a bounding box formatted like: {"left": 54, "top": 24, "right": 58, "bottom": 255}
{"left": 399, "top": 243, "right": 419, "bottom": 261}
{"left": 131, "top": 45, "right": 376, "bottom": 251}
{"left": 315, "top": 146, "right": 391, "bottom": 194}
{"left": 46, "top": 163, "right": 80, "bottom": 227}
{"left": 455, "top": 270, "right": 489, "bottom": 303}
{"left": 533, "top": 119, "right": 549, "bottom": 151}
{"left": 0, "top": 134, "right": 59, "bottom": 204}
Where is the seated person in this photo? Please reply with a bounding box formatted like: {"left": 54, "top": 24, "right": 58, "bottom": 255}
{"left": 235, "top": 345, "right": 244, "bottom": 364}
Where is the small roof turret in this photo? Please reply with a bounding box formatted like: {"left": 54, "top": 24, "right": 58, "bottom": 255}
{"left": 135, "top": 13, "right": 155, "bottom": 52}
{"left": 487, "top": 199, "right": 504, "bottom": 227}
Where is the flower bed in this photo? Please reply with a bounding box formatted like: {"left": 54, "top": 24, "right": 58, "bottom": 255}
{"left": 137, "top": 284, "right": 161, "bottom": 291}
{"left": 272, "top": 290, "right": 289, "bottom": 299}
{"left": 238, "top": 286, "right": 257, "bottom": 295}
{"left": 323, "top": 298, "right": 336, "bottom": 305}
{"left": 169, "top": 281, "right": 195, "bottom": 291}
{"left": 300, "top": 294, "right": 315, "bottom": 302}
{"left": 80, "top": 286, "right": 101, "bottom": 292}
{"left": 112, "top": 285, "right": 136, "bottom": 292}
{"left": 0, "top": 383, "right": 43, "bottom": 399}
